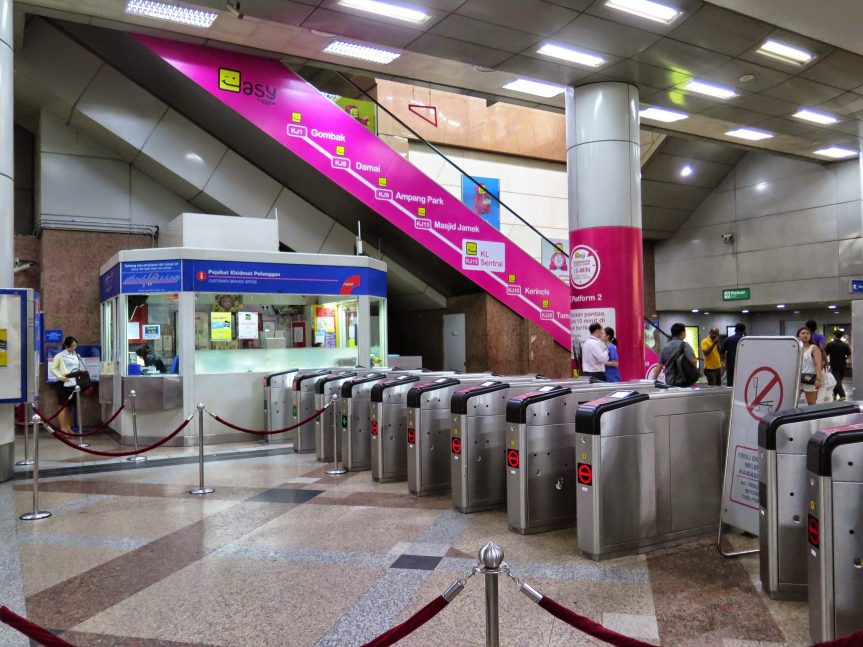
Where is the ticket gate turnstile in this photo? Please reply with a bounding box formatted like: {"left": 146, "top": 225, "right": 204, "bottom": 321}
{"left": 290, "top": 369, "right": 331, "bottom": 454}
{"left": 339, "top": 372, "right": 388, "bottom": 472}
{"left": 757, "top": 402, "right": 863, "bottom": 600}
{"left": 315, "top": 371, "right": 358, "bottom": 462}
{"left": 574, "top": 387, "right": 731, "bottom": 559}
{"left": 451, "top": 379, "right": 590, "bottom": 513}
{"left": 263, "top": 368, "right": 299, "bottom": 443}
{"left": 408, "top": 376, "right": 546, "bottom": 497}
{"left": 807, "top": 424, "right": 863, "bottom": 643}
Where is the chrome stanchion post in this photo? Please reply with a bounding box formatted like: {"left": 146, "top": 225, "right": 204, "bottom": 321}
{"left": 325, "top": 394, "right": 346, "bottom": 476}
{"left": 74, "top": 385, "right": 90, "bottom": 448}
{"left": 478, "top": 542, "right": 504, "bottom": 647}
{"left": 20, "top": 415, "right": 51, "bottom": 521}
{"left": 126, "top": 390, "right": 146, "bottom": 463}
{"left": 16, "top": 402, "right": 33, "bottom": 466}
{"left": 190, "top": 403, "right": 214, "bottom": 495}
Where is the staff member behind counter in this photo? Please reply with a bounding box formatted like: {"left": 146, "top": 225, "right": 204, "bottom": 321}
{"left": 135, "top": 344, "right": 166, "bottom": 374}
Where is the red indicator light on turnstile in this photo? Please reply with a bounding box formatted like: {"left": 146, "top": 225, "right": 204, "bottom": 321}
{"left": 507, "top": 449, "right": 519, "bottom": 469}
{"left": 577, "top": 463, "right": 593, "bottom": 486}
{"left": 451, "top": 437, "right": 461, "bottom": 454}
{"left": 808, "top": 514, "right": 820, "bottom": 548}
{"left": 407, "top": 428, "right": 416, "bottom": 444}
{"left": 371, "top": 420, "right": 378, "bottom": 436}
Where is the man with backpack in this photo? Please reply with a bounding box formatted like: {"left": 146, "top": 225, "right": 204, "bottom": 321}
{"left": 654, "top": 322, "right": 700, "bottom": 387}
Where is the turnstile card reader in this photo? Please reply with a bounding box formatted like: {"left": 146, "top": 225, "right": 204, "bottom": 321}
{"left": 340, "top": 373, "right": 388, "bottom": 472}
{"left": 264, "top": 369, "right": 299, "bottom": 443}
{"left": 291, "top": 369, "right": 331, "bottom": 453}
{"left": 575, "top": 387, "right": 731, "bottom": 559}
{"left": 315, "top": 371, "right": 358, "bottom": 462}
{"left": 371, "top": 374, "right": 420, "bottom": 482}
{"left": 807, "top": 424, "right": 863, "bottom": 642}
{"left": 758, "top": 402, "right": 863, "bottom": 601}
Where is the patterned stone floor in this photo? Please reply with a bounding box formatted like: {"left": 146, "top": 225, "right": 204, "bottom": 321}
{"left": 2, "top": 444, "right": 812, "bottom": 646}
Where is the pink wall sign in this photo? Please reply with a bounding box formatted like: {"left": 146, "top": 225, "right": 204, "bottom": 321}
{"left": 569, "top": 227, "right": 646, "bottom": 380}
{"left": 136, "top": 36, "right": 570, "bottom": 349}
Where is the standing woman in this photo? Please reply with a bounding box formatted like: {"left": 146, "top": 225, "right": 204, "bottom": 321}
{"left": 50, "top": 336, "right": 81, "bottom": 434}
{"left": 603, "top": 327, "right": 621, "bottom": 383}
{"left": 797, "top": 327, "right": 823, "bottom": 406}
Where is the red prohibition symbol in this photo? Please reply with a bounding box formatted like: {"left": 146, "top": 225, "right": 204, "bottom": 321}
{"left": 370, "top": 420, "right": 378, "bottom": 436}
{"left": 808, "top": 515, "right": 820, "bottom": 547}
{"left": 577, "top": 463, "right": 593, "bottom": 485}
{"left": 507, "top": 449, "right": 520, "bottom": 469}
{"left": 407, "top": 428, "right": 416, "bottom": 444}
{"left": 451, "top": 437, "right": 461, "bottom": 454}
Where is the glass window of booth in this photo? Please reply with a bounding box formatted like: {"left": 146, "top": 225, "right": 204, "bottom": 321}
{"left": 194, "top": 293, "right": 376, "bottom": 374}
{"left": 125, "top": 294, "right": 179, "bottom": 375}
{"left": 371, "top": 298, "right": 387, "bottom": 367}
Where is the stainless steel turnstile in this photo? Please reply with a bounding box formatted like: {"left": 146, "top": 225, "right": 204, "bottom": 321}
{"left": 264, "top": 368, "right": 298, "bottom": 443}
{"left": 807, "top": 424, "right": 863, "bottom": 642}
{"left": 758, "top": 402, "right": 863, "bottom": 600}
{"left": 371, "top": 374, "right": 421, "bottom": 482}
{"left": 505, "top": 381, "right": 662, "bottom": 534}
{"left": 451, "top": 379, "right": 585, "bottom": 513}
{"left": 315, "top": 371, "right": 358, "bottom": 462}
{"left": 291, "top": 369, "right": 331, "bottom": 453}
{"left": 339, "top": 372, "right": 388, "bottom": 472}
{"left": 574, "top": 387, "right": 731, "bottom": 559}
{"left": 408, "top": 376, "right": 545, "bottom": 497}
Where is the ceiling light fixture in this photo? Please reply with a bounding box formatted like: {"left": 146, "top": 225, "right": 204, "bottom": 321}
{"left": 639, "top": 106, "right": 688, "bottom": 123}
{"left": 685, "top": 80, "right": 737, "bottom": 99}
{"left": 502, "top": 78, "right": 565, "bottom": 98}
{"left": 793, "top": 109, "right": 838, "bottom": 125}
{"left": 814, "top": 146, "right": 858, "bottom": 159}
{"left": 742, "top": 309, "right": 749, "bottom": 314}
{"left": 680, "top": 165, "right": 693, "bottom": 177}
{"left": 537, "top": 43, "right": 606, "bottom": 68}
{"left": 336, "top": 0, "right": 429, "bottom": 23}
{"left": 124, "top": 0, "right": 217, "bottom": 27}
{"left": 726, "top": 127, "right": 773, "bottom": 141}
{"left": 777, "top": 304, "right": 786, "bottom": 309}
{"left": 828, "top": 304, "right": 837, "bottom": 309}
{"left": 604, "top": 0, "right": 681, "bottom": 24}
{"left": 757, "top": 39, "right": 814, "bottom": 66}
{"left": 691, "top": 308, "right": 700, "bottom": 313}
{"left": 323, "top": 40, "right": 401, "bottom": 64}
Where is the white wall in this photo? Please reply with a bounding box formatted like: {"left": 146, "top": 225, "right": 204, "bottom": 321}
{"left": 655, "top": 152, "right": 863, "bottom": 311}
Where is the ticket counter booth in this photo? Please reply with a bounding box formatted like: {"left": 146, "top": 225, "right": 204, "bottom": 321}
{"left": 98, "top": 214, "right": 388, "bottom": 445}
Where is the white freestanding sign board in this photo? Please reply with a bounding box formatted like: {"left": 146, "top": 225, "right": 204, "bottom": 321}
{"left": 720, "top": 336, "right": 802, "bottom": 536}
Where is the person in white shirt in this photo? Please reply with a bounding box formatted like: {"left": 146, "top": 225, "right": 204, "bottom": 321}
{"left": 49, "top": 336, "right": 82, "bottom": 434}
{"left": 581, "top": 322, "right": 609, "bottom": 381}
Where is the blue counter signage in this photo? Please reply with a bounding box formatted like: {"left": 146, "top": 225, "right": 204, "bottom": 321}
{"left": 100, "top": 264, "right": 121, "bottom": 301}
{"left": 121, "top": 260, "right": 183, "bottom": 294}
{"left": 44, "top": 329, "right": 63, "bottom": 344}
{"left": 850, "top": 279, "right": 863, "bottom": 294}
{"left": 186, "top": 260, "right": 387, "bottom": 297}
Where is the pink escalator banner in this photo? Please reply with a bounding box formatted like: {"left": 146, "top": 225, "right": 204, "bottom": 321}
{"left": 136, "top": 36, "right": 570, "bottom": 348}
{"left": 569, "top": 227, "right": 649, "bottom": 380}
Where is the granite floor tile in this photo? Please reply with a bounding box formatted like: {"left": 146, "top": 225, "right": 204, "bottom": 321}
{"left": 16, "top": 479, "right": 263, "bottom": 501}
{"left": 602, "top": 612, "right": 660, "bottom": 642}
{"left": 0, "top": 483, "right": 28, "bottom": 647}
{"left": 19, "top": 544, "right": 131, "bottom": 595}
{"left": 390, "top": 554, "right": 443, "bottom": 570}
{"left": 60, "top": 632, "right": 223, "bottom": 647}
{"left": 245, "top": 487, "right": 324, "bottom": 504}
{"left": 307, "top": 490, "right": 452, "bottom": 509}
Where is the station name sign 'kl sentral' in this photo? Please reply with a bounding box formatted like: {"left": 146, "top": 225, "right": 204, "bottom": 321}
{"left": 135, "top": 36, "right": 570, "bottom": 348}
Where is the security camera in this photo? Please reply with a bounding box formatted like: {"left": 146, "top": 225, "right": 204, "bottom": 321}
{"left": 227, "top": 0, "right": 243, "bottom": 18}
{"left": 722, "top": 233, "right": 734, "bottom": 244}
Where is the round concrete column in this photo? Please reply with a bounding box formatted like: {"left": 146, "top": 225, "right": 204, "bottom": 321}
{"left": 0, "top": 0, "right": 14, "bottom": 480}
{"left": 566, "top": 83, "right": 645, "bottom": 380}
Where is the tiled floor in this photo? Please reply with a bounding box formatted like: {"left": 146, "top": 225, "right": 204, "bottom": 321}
{"left": 2, "top": 440, "right": 814, "bottom": 647}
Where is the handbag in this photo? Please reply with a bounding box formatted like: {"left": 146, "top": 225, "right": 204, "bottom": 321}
{"left": 800, "top": 373, "right": 817, "bottom": 385}
{"left": 69, "top": 354, "right": 94, "bottom": 393}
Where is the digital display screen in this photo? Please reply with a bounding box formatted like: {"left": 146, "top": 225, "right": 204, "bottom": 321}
{"left": 609, "top": 390, "right": 635, "bottom": 399}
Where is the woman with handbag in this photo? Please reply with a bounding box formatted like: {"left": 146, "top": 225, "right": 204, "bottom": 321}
{"left": 797, "top": 327, "right": 823, "bottom": 406}
{"left": 49, "top": 336, "right": 84, "bottom": 434}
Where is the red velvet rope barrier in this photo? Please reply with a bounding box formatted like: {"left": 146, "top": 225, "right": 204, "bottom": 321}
{"left": 814, "top": 630, "right": 863, "bottom": 646}
{"left": 209, "top": 404, "right": 330, "bottom": 436}
{"left": 0, "top": 606, "right": 77, "bottom": 647}
{"left": 50, "top": 404, "right": 126, "bottom": 438}
{"left": 34, "top": 394, "right": 73, "bottom": 423}
{"left": 51, "top": 415, "right": 193, "bottom": 457}
{"left": 537, "top": 596, "right": 656, "bottom": 647}
{"left": 361, "top": 595, "right": 448, "bottom": 647}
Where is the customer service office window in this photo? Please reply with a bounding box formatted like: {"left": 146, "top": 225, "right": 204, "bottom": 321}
{"left": 125, "top": 294, "right": 179, "bottom": 375}
{"left": 193, "top": 293, "right": 362, "bottom": 374}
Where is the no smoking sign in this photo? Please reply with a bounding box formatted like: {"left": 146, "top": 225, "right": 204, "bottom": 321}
{"left": 744, "top": 366, "right": 783, "bottom": 422}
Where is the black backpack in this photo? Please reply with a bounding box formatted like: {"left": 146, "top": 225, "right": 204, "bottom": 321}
{"left": 669, "top": 342, "right": 701, "bottom": 387}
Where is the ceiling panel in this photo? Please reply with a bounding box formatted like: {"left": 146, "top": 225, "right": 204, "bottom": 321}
{"left": 750, "top": 115, "right": 814, "bottom": 137}
{"left": 642, "top": 88, "right": 724, "bottom": 114}
{"left": 799, "top": 50, "right": 863, "bottom": 91}
{"left": 658, "top": 136, "right": 745, "bottom": 165}
{"left": 728, "top": 92, "right": 799, "bottom": 117}
{"left": 669, "top": 4, "right": 772, "bottom": 57}
{"left": 496, "top": 54, "right": 594, "bottom": 85}
{"left": 642, "top": 205, "right": 693, "bottom": 231}
{"left": 430, "top": 14, "right": 540, "bottom": 55}
{"left": 641, "top": 152, "right": 732, "bottom": 188}
{"left": 634, "top": 38, "right": 731, "bottom": 76}
{"left": 541, "top": 0, "right": 594, "bottom": 10}
{"left": 762, "top": 76, "right": 845, "bottom": 105}
{"left": 455, "top": 0, "right": 579, "bottom": 36}
{"left": 549, "top": 13, "right": 661, "bottom": 59}
{"left": 601, "top": 60, "right": 690, "bottom": 90}
{"left": 301, "top": 8, "right": 424, "bottom": 48}
{"left": 698, "top": 59, "right": 790, "bottom": 94}
{"left": 406, "top": 34, "right": 514, "bottom": 68}
{"left": 240, "top": 0, "right": 316, "bottom": 25}
{"left": 811, "top": 92, "right": 863, "bottom": 119}
{"left": 700, "top": 104, "right": 765, "bottom": 126}
{"left": 584, "top": 0, "right": 704, "bottom": 37}
{"left": 642, "top": 179, "right": 712, "bottom": 210}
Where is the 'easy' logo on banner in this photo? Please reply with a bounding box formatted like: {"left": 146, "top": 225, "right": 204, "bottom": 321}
{"left": 218, "top": 67, "right": 276, "bottom": 105}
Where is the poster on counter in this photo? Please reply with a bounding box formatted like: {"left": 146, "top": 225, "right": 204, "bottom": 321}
{"left": 461, "top": 176, "right": 500, "bottom": 230}
{"left": 210, "top": 312, "right": 233, "bottom": 341}
{"left": 142, "top": 324, "right": 161, "bottom": 340}
{"left": 237, "top": 311, "right": 259, "bottom": 340}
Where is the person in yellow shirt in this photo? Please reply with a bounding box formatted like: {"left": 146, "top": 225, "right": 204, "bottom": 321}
{"left": 701, "top": 327, "right": 723, "bottom": 386}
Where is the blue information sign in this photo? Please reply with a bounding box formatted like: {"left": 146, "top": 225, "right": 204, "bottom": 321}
{"left": 850, "top": 279, "right": 863, "bottom": 294}
{"left": 44, "top": 329, "right": 63, "bottom": 344}
{"left": 121, "top": 260, "right": 183, "bottom": 294}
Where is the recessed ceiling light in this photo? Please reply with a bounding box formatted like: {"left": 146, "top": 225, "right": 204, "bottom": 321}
{"left": 793, "top": 109, "right": 838, "bottom": 125}
{"left": 815, "top": 146, "right": 858, "bottom": 159}
{"left": 537, "top": 43, "right": 606, "bottom": 68}
{"left": 639, "top": 106, "right": 688, "bottom": 123}
{"left": 738, "top": 74, "right": 755, "bottom": 83}
{"left": 680, "top": 165, "right": 693, "bottom": 177}
{"left": 828, "top": 304, "right": 837, "bottom": 309}
{"left": 604, "top": 0, "right": 681, "bottom": 24}
{"left": 757, "top": 39, "right": 814, "bottom": 66}
{"left": 756, "top": 181, "right": 768, "bottom": 191}
{"left": 337, "top": 0, "right": 429, "bottom": 23}
{"left": 726, "top": 127, "right": 773, "bottom": 141}
{"left": 741, "top": 309, "right": 749, "bottom": 314}
{"left": 502, "top": 79, "right": 565, "bottom": 98}
{"left": 793, "top": 310, "right": 800, "bottom": 314}
{"left": 691, "top": 308, "right": 700, "bottom": 313}
{"left": 704, "top": 312, "right": 710, "bottom": 315}
{"left": 777, "top": 304, "right": 786, "bottom": 309}
{"left": 323, "top": 40, "right": 401, "bottom": 64}
{"left": 124, "top": 0, "right": 217, "bottom": 27}
{"left": 685, "top": 80, "right": 737, "bottom": 99}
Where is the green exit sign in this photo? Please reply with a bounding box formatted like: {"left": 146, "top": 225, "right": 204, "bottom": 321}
{"left": 723, "top": 287, "right": 750, "bottom": 301}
